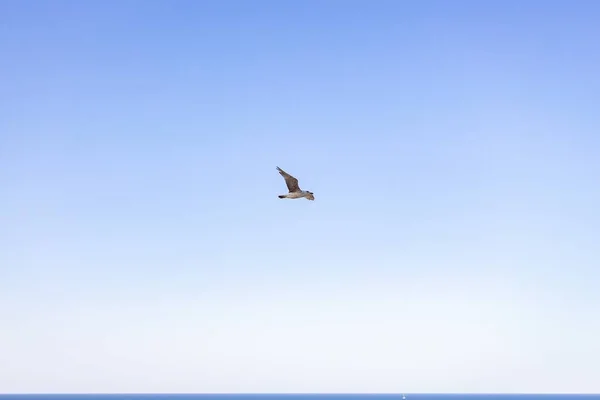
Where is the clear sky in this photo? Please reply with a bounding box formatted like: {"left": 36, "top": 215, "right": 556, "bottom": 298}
{"left": 1, "top": 0, "right": 599, "bottom": 394}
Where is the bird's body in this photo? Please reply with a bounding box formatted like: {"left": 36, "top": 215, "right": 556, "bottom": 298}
{"left": 276, "top": 166, "right": 315, "bottom": 201}
{"left": 278, "top": 190, "right": 313, "bottom": 200}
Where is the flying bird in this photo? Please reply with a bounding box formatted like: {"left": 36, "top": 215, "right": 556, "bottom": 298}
{"left": 276, "top": 166, "right": 315, "bottom": 201}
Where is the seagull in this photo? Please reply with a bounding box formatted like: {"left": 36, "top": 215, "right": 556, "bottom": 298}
{"left": 276, "top": 166, "right": 315, "bottom": 201}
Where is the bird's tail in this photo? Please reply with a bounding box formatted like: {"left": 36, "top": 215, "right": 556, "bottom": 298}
{"left": 278, "top": 195, "right": 286, "bottom": 199}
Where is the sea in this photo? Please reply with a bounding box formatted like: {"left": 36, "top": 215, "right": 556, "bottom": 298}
{"left": 0, "top": 395, "right": 599, "bottom": 400}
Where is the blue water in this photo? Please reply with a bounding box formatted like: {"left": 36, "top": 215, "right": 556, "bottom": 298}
{"left": 1, "top": 395, "right": 599, "bottom": 400}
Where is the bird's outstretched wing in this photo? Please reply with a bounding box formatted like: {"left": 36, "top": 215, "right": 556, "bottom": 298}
{"left": 276, "top": 166, "right": 300, "bottom": 192}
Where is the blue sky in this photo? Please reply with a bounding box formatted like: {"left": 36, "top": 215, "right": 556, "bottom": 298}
{"left": 1, "top": 0, "right": 599, "bottom": 394}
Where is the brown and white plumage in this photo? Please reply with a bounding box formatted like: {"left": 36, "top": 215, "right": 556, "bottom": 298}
{"left": 276, "top": 166, "right": 314, "bottom": 201}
